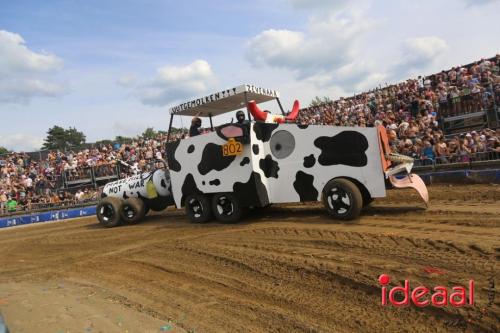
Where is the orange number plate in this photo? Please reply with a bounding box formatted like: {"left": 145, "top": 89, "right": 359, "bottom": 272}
{"left": 222, "top": 138, "right": 243, "bottom": 156}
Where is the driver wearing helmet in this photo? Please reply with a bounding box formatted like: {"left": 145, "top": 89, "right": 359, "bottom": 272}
{"left": 236, "top": 110, "right": 249, "bottom": 125}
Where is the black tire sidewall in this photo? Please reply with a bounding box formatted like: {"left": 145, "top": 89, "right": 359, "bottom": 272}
{"left": 120, "top": 198, "right": 146, "bottom": 224}
{"left": 322, "top": 179, "right": 362, "bottom": 221}
{"left": 96, "top": 197, "right": 123, "bottom": 227}
{"left": 211, "top": 193, "right": 242, "bottom": 223}
{"left": 185, "top": 194, "right": 212, "bottom": 223}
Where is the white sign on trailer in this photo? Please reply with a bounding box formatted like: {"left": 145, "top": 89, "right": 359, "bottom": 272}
{"left": 169, "top": 84, "right": 279, "bottom": 114}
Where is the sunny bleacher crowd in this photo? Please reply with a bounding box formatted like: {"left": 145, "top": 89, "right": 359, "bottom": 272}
{"left": 298, "top": 55, "right": 500, "bottom": 164}
{"left": 1, "top": 56, "right": 500, "bottom": 215}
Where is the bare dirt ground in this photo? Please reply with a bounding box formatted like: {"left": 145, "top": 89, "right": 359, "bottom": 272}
{"left": 0, "top": 184, "right": 499, "bottom": 333}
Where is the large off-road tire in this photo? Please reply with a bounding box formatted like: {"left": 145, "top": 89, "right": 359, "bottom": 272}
{"left": 322, "top": 178, "right": 363, "bottom": 221}
{"left": 185, "top": 194, "right": 212, "bottom": 223}
{"left": 211, "top": 193, "right": 243, "bottom": 223}
{"left": 96, "top": 197, "right": 123, "bottom": 228}
{"left": 120, "top": 198, "right": 146, "bottom": 224}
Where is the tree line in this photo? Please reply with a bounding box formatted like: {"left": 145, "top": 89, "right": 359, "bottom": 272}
{"left": 1, "top": 125, "right": 186, "bottom": 154}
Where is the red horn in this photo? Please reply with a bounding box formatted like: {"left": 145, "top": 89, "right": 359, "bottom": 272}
{"left": 285, "top": 99, "right": 300, "bottom": 121}
{"left": 247, "top": 100, "right": 267, "bottom": 121}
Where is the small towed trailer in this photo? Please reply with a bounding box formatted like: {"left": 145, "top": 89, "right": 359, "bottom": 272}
{"left": 96, "top": 84, "right": 428, "bottom": 227}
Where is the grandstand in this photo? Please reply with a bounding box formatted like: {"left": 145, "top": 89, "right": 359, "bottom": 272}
{"left": 1, "top": 55, "right": 499, "bottom": 216}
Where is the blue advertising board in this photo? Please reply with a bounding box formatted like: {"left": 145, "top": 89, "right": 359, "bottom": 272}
{"left": 0, "top": 206, "right": 96, "bottom": 229}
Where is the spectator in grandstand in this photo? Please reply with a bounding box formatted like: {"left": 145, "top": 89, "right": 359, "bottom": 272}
{"left": 75, "top": 189, "right": 84, "bottom": 201}
{"left": 421, "top": 141, "right": 435, "bottom": 165}
{"left": 0, "top": 190, "right": 6, "bottom": 214}
{"left": 6, "top": 196, "right": 17, "bottom": 213}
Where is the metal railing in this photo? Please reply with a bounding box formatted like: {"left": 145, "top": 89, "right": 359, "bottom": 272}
{"left": 413, "top": 151, "right": 500, "bottom": 170}
{"left": 0, "top": 198, "right": 98, "bottom": 217}
{"left": 62, "top": 164, "right": 120, "bottom": 188}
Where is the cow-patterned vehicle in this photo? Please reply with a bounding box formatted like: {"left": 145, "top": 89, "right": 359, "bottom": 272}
{"left": 96, "top": 84, "right": 428, "bottom": 227}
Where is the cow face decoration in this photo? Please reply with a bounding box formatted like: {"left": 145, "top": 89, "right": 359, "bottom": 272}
{"left": 248, "top": 100, "right": 300, "bottom": 124}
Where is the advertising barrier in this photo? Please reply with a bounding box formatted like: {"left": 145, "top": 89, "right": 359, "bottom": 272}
{"left": 0, "top": 206, "right": 96, "bottom": 229}
{"left": 416, "top": 168, "right": 500, "bottom": 185}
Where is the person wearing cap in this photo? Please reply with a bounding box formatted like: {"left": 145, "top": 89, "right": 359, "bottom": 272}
{"left": 189, "top": 117, "right": 202, "bottom": 137}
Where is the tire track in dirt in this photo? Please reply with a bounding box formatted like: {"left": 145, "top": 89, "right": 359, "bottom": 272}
{"left": 0, "top": 185, "right": 498, "bottom": 332}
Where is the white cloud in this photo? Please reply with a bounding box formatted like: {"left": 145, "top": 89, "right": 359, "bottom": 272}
{"left": 128, "top": 60, "right": 215, "bottom": 106}
{"left": 462, "top": 0, "right": 499, "bottom": 7}
{"left": 0, "top": 30, "right": 66, "bottom": 104}
{"left": 116, "top": 74, "right": 137, "bottom": 88}
{"left": 392, "top": 36, "right": 449, "bottom": 79}
{"left": 246, "top": 8, "right": 382, "bottom": 93}
{"left": 289, "top": 0, "right": 349, "bottom": 11}
{"left": 0, "top": 134, "right": 44, "bottom": 152}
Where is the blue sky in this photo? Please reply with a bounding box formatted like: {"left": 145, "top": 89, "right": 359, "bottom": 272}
{"left": 0, "top": 0, "right": 499, "bottom": 151}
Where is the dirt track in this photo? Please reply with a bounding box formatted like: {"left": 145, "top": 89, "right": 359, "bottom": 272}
{"left": 0, "top": 185, "right": 499, "bottom": 333}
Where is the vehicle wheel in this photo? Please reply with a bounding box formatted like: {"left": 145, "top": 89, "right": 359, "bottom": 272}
{"left": 211, "top": 193, "right": 242, "bottom": 223}
{"left": 185, "top": 194, "right": 212, "bottom": 223}
{"left": 322, "top": 178, "right": 362, "bottom": 221}
{"left": 121, "top": 198, "right": 146, "bottom": 224}
{"left": 96, "top": 197, "right": 123, "bottom": 228}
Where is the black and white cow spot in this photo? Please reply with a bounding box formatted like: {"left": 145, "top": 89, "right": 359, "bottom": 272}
{"left": 136, "top": 192, "right": 148, "bottom": 201}
{"left": 181, "top": 173, "right": 202, "bottom": 206}
{"left": 252, "top": 144, "right": 260, "bottom": 155}
{"left": 160, "top": 179, "right": 167, "bottom": 188}
{"left": 297, "top": 124, "right": 309, "bottom": 129}
{"left": 303, "top": 154, "right": 316, "bottom": 168}
{"left": 166, "top": 140, "right": 181, "bottom": 172}
{"left": 209, "top": 179, "right": 221, "bottom": 186}
{"left": 233, "top": 172, "right": 269, "bottom": 207}
{"left": 202, "top": 181, "right": 206, "bottom": 185}
{"left": 259, "top": 154, "right": 280, "bottom": 178}
{"left": 314, "top": 131, "right": 368, "bottom": 167}
{"left": 240, "top": 157, "right": 250, "bottom": 166}
{"left": 253, "top": 122, "right": 278, "bottom": 142}
{"left": 198, "top": 143, "right": 236, "bottom": 175}
{"left": 187, "top": 145, "right": 195, "bottom": 154}
{"left": 293, "top": 171, "right": 318, "bottom": 202}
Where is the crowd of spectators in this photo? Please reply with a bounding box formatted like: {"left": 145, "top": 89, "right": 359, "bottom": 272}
{"left": 0, "top": 151, "right": 99, "bottom": 215}
{"left": 2, "top": 56, "right": 500, "bottom": 215}
{"left": 297, "top": 56, "right": 500, "bottom": 164}
{"left": 0, "top": 131, "right": 186, "bottom": 215}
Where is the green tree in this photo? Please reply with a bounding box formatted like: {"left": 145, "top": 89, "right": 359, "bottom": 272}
{"left": 95, "top": 139, "right": 113, "bottom": 146}
{"left": 114, "top": 136, "right": 133, "bottom": 144}
{"left": 142, "top": 127, "right": 157, "bottom": 139}
{"left": 65, "top": 127, "right": 86, "bottom": 148}
{"left": 0, "top": 146, "right": 10, "bottom": 155}
{"left": 309, "top": 96, "right": 333, "bottom": 107}
{"left": 42, "top": 126, "right": 86, "bottom": 151}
